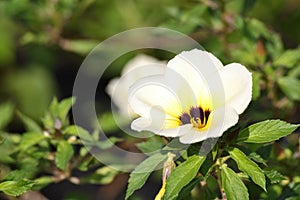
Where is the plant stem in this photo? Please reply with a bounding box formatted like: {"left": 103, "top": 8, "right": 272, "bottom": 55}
{"left": 216, "top": 156, "right": 227, "bottom": 200}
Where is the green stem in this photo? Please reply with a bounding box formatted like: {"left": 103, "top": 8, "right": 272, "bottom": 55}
{"left": 216, "top": 156, "right": 228, "bottom": 200}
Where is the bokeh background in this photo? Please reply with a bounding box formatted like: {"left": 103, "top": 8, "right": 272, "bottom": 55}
{"left": 0, "top": 0, "right": 300, "bottom": 199}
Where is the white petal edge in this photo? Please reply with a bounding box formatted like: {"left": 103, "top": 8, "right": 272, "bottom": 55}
{"left": 219, "top": 63, "right": 252, "bottom": 114}
{"left": 131, "top": 117, "right": 188, "bottom": 137}
{"left": 122, "top": 54, "right": 167, "bottom": 75}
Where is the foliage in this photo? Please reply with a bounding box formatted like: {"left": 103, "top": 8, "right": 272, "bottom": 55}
{"left": 0, "top": 98, "right": 121, "bottom": 198}
{"left": 0, "top": 0, "right": 299, "bottom": 199}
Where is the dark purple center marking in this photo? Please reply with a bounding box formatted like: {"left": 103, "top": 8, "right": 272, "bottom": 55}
{"left": 179, "top": 106, "right": 211, "bottom": 128}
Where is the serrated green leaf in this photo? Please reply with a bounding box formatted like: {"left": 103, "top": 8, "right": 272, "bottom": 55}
{"left": 277, "top": 77, "right": 300, "bottom": 101}
{"left": 19, "top": 132, "right": 45, "bottom": 151}
{"left": 163, "top": 155, "right": 206, "bottom": 200}
{"left": 125, "top": 153, "right": 167, "bottom": 200}
{"left": 0, "top": 102, "right": 14, "bottom": 129}
{"left": 273, "top": 49, "right": 300, "bottom": 68}
{"left": 228, "top": 148, "right": 266, "bottom": 191}
{"left": 17, "top": 111, "right": 42, "bottom": 133}
{"left": 264, "top": 169, "right": 286, "bottom": 184}
{"left": 136, "top": 136, "right": 164, "bottom": 155}
{"left": 248, "top": 152, "right": 267, "bottom": 166}
{"left": 221, "top": 165, "right": 249, "bottom": 200}
{"left": 0, "top": 180, "right": 35, "bottom": 197}
{"left": 55, "top": 140, "right": 74, "bottom": 170}
{"left": 4, "top": 170, "right": 28, "bottom": 181}
{"left": 57, "top": 97, "right": 75, "bottom": 121}
{"left": 237, "top": 120, "right": 299, "bottom": 143}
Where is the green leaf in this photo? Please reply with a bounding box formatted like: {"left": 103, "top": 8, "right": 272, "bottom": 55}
{"left": 0, "top": 180, "right": 35, "bottom": 197}
{"left": 273, "top": 49, "right": 300, "bottom": 68}
{"left": 247, "top": 18, "right": 269, "bottom": 39}
{"left": 221, "top": 165, "right": 249, "bottom": 200}
{"left": 75, "top": 126, "right": 94, "bottom": 142}
{"left": 4, "top": 170, "right": 28, "bottom": 181}
{"left": 228, "top": 148, "right": 266, "bottom": 191}
{"left": 98, "top": 112, "right": 129, "bottom": 132}
{"left": 177, "top": 177, "right": 202, "bottom": 200}
{"left": 136, "top": 136, "right": 164, "bottom": 155}
{"left": 49, "top": 97, "right": 59, "bottom": 114}
{"left": 19, "top": 132, "right": 45, "bottom": 151}
{"left": 94, "top": 137, "right": 123, "bottom": 149}
{"left": 0, "top": 102, "right": 14, "bottom": 129}
{"left": 81, "top": 166, "right": 119, "bottom": 184}
{"left": 125, "top": 153, "right": 168, "bottom": 200}
{"left": 237, "top": 120, "right": 299, "bottom": 143}
{"left": 17, "top": 111, "right": 42, "bottom": 132}
{"left": 60, "top": 39, "right": 99, "bottom": 55}
{"left": 164, "top": 155, "right": 206, "bottom": 200}
{"left": 0, "top": 153, "right": 14, "bottom": 163}
{"left": 62, "top": 125, "right": 79, "bottom": 136}
{"left": 252, "top": 72, "right": 261, "bottom": 100}
{"left": 288, "top": 64, "right": 300, "bottom": 78}
{"left": 57, "top": 97, "right": 75, "bottom": 121}
{"left": 248, "top": 152, "right": 267, "bottom": 166}
{"left": 55, "top": 140, "right": 74, "bottom": 170}
{"left": 264, "top": 169, "right": 286, "bottom": 184}
{"left": 277, "top": 77, "right": 300, "bottom": 101}
{"left": 33, "top": 176, "right": 54, "bottom": 190}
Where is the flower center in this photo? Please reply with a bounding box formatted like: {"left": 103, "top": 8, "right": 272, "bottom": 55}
{"left": 179, "top": 106, "right": 211, "bottom": 129}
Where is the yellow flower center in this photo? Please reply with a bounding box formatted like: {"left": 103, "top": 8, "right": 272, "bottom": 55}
{"left": 179, "top": 106, "right": 211, "bottom": 129}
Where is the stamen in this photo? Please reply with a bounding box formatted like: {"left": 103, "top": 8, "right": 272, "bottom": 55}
{"left": 189, "top": 107, "right": 205, "bottom": 124}
{"left": 178, "top": 107, "right": 211, "bottom": 129}
{"left": 179, "top": 113, "right": 190, "bottom": 125}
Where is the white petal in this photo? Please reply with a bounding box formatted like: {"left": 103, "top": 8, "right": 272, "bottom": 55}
{"left": 105, "top": 78, "right": 118, "bottom": 97}
{"left": 131, "top": 117, "right": 188, "bottom": 137}
{"left": 179, "top": 106, "right": 239, "bottom": 144}
{"left": 207, "top": 106, "right": 239, "bottom": 137}
{"left": 129, "top": 75, "right": 184, "bottom": 118}
{"left": 179, "top": 127, "right": 209, "bottom": 144}
{"left": 122, "top": 54, "right": 166, "bottom": 75}
{"left": 219, "top": 63, "right": 252, "bottom": 114}
{"left": 166, "top": 49, "right": 223, "bottom": 108}
{"left": 106, "top": 55, "right": 166, "bottom": 118}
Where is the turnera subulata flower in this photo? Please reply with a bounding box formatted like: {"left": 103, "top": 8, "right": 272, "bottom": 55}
{"left": 129, "top": 49, "right": 252, "bottom": 144}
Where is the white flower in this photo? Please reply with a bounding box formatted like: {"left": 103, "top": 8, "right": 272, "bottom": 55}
{"left": 128, "top": 49, "right": 252, "bottom": 144}
{"left": 106, "top": 54, "right": 166, "bottom": 118}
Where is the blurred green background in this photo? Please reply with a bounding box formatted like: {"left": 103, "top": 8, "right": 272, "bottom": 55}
{"left": 0, "top": 0, "right": 300, "bottom": 199}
